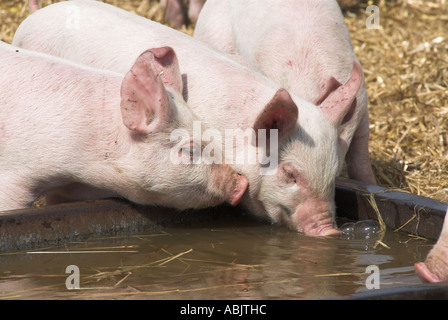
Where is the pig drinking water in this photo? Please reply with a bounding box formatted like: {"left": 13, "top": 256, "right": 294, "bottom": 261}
{"left": 194, "top": 0, "right": 376, "bottom": 185}
{"left": 14, "top": 0, "right": 361, "bottom": 236}
{"left": 160, "top": 0, "right": 205, "bottom": 28}
{"left": 414, "top": 208, "right": 448, "bottom": 282}
{"left": 0, "top": 42, "right": 248, "bottom": 211}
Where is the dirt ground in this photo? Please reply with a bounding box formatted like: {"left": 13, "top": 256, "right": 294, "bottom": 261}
{"left": 1, "top": 0, "right": 447, "bottom": 203}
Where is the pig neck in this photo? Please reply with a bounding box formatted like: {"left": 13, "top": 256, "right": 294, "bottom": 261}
{"left": 30, "top": 59, "right": 135, "bottom": 190}
{"left": 70, "top": 77, "right": 138, "bottom": 192}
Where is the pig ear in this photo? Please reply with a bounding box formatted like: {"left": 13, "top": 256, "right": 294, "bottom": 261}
{"left": 315, "top": 77, "right": 342, "bottom": 106}
{"left": 144, "top": 46, "right": 184, "bottom": 95}
{"left": 120, "top": 51, "right": 172, "bottom": 134}
{"left": 319, "top": 61, "right": 362, "bottom": 127}
{"left": 253, "top": 88, "right": 298, "bottom": 144}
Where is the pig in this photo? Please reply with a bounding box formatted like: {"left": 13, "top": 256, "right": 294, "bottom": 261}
{"left": 160, "top": 0, "right": 206, "bottom": 28}
{"left": 414, "top": 208, "right": 448, "bottom": 283}
{"left": 0, "top": 41, "right": 248, "bottom": 212}
{"left": 13, "top": 0, "right": 361, "bottom": 236}
{"left": 194, "top": 0, "right": 376, "bottom": 185}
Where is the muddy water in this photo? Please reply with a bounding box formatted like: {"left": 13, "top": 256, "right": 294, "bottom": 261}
{"left": 0, "top": 216, "right": 434, "bottom": 300}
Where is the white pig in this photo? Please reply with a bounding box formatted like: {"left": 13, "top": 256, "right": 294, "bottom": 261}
{"left": 414, "top": 208, "right": 448, "bottom": 283}
{"left": 160, "top": 0, "right": 206, "bottom": 28}
{"left": 0, "top": 42, "right": 248, "bottom": 212}
{"left": 13, "top": 0, "right": 361, "bottom": 236}
{"left": 194, "top": 0, "right": 376, "bottom": 185}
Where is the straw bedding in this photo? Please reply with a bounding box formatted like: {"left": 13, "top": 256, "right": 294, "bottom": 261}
{"left": 1, "top": 0, "right": 447, "bottom": 202}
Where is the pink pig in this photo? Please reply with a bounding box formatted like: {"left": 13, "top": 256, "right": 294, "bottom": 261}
{"left": 14, "top": 0, "right": 361, "bottom": 236}
{"left": 194, "top": 0, "right": 376, "bottom": 185}
{"left": 0, "top": 42, "right": 248, "bottom": 211}
{"left": 414, "top": 208, "right": 448, "bottom": 283}
{"left": 160, "top": 0, "right": 206, "bottom": 28}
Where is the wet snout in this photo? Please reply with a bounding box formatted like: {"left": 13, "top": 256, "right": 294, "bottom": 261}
{"left": 291, "top": 197, "right": 340, "bottom": 237}
{"left": 209, "top": 164, "right": 249, "bottom": 206}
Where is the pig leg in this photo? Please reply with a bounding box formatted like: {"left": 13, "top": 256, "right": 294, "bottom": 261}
{"left": 188, "top": 0, "right": 206, "bottom": 25}
{"left": 160, "top": 0, "right": 186, "bottom": 28}
{"left": 415, "top": 209, "right": 448, "bottom": 283}
{"left": 345, "top": 112, "right": 376, "bottom": 185}
{"left": 28, "top": 0, "right": 40, "bottom": 13}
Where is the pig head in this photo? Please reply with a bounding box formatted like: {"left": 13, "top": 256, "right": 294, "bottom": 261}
{"left": 247, "top": 65, "right": 362, "bottom": 236}
{"left": 116, "top": 46, "right": 249, "bottom": 209}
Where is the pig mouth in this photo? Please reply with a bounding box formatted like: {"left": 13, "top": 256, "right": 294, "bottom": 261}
{"left": 290, "top": 206, "right": 340, "bottom": 237}
{"left": 267, "top": 204, "right": 339, "bottom": 237}
{"left": 301, "top": 223, "right": 340, "bottom": 237}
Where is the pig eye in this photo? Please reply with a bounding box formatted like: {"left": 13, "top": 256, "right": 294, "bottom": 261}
{"left": 178, "top": 141, "right": 201, "bottom": 162}
{"left": 179, "top": 146, "right": 194, "bottom": 159}
{"left": 285, "top": 171, "right": 296, "bottom": 184}
{"left": 283, "top": 164, "right": 299, "bottom": 184}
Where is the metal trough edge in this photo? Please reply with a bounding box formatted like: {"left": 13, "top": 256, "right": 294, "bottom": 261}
{"left": 0, "top": 177, "right": 446, "bottom": 252}
{"left": 0, "top": 199, "right": 242, "bottom": 253}
{"left": 335, "top": 177, "right": 448, "bottom": 241}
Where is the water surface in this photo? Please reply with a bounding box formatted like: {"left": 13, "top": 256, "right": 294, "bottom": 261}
{"left": 0, "top": 216, "right": 434, "bottom": 299}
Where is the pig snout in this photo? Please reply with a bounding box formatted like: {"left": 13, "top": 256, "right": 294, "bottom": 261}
{"left": 414, "top": 262, "right": 446, "bottom": 283}
{"left": 210, "top": 165, "right": 248, "bottom": 206}
{"left": 292, "top": 199, "right": 340, "bottom": 237}
{"left": 414, "top": 209, "right": 448, "bottom": 283}
{"left": 274, "top": 163, "right": 340, "bottom": 237}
